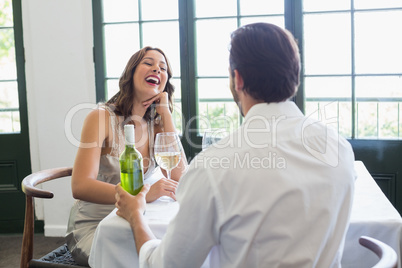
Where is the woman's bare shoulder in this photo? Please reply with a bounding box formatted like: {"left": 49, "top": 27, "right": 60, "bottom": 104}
{"left": 84, "top": 106, "right": 111, "bottom": 124}
{"left": 79, "top": 107, "right": 112, "bottom": 140}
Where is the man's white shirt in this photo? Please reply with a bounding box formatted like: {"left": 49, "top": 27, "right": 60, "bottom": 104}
{"left": 140, "top": 101, "right": 356, "bottom": 268}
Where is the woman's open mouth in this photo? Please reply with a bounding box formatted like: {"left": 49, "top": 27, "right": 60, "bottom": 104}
{"left": 145, "top": 75, "right": 160, "bottom": 86}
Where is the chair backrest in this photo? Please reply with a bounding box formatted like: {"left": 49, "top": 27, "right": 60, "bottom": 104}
{"left": 20, "top": 167, "right": 73, "bottom": 268}
{"left": 359, "top": 235, "right": 398, "bottom": 268}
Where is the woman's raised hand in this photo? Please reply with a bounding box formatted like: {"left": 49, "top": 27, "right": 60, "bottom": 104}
{"left": 145, "top": 177, "right": 178, "bottom": 203}
{"left": 142, "top": 92, "right": 170, "bottom": 116}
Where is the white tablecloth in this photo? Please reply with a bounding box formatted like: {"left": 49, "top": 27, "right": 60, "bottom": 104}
{"left": 341, "top": 161, "right": 402, "bottom": 268}
{"left": 89, "top": 161, "right": 402, "bottom": 268}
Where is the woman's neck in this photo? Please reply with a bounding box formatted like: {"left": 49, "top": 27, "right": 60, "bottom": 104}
{"left": 131, "top": 98, "right": 148, "bottom": 125}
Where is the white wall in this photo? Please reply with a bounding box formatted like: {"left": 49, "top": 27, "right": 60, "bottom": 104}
{"left": 22, "top": 0, "right": 96, "bottom": 236}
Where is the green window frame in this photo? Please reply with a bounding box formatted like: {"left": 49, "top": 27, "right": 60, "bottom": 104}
{"left": 0, "top": 0, "right": 26, "bottom": 134}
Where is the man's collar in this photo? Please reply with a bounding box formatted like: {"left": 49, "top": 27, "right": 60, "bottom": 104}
{"left": 244, "top": 101, "right": 304, "bottom": 123}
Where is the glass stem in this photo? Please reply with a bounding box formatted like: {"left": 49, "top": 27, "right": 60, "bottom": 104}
{"left": 167, "top": 169, "right": 171, "bottom": 180}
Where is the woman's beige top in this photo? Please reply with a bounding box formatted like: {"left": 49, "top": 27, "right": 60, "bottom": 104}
{"left": 65, "top": 104, "right": 157, "bottom": 266}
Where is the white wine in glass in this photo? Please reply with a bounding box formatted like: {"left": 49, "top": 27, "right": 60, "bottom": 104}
{"left": 154, "top": 132, "right": 182, "bottom": 180}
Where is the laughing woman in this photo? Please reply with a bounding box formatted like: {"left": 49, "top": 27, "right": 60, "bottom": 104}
{"left": 65, "top": 46, "right": 188, "bottom": 266}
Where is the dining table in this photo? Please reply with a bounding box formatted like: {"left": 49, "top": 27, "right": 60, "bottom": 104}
{"left": 88, "top": 161, "right": 402, "bottom": 268}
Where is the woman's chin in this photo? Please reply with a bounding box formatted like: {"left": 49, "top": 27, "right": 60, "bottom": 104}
{"left": 140, "top": 93, "right": 156, "bottom": 103}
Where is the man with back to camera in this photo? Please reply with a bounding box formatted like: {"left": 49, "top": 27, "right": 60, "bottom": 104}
{"left": 115, "top": 22, "right": 356, "bottom": 267}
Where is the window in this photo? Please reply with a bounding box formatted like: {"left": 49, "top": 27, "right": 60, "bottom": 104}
{"left": 303, "top": 0, "right": 402, "bottom": 139}
{"left": 93, "top": 0, "right": 402, "bottom": 156}
{"left": 0, "top": 0, "right": 20, "bottom": 133}
{"left": 194, "top": 0, "right": 284, "bottom": 134}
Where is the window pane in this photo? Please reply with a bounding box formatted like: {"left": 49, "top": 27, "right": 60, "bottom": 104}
{"left": 338, "top": 102, "right": 352, "bottom": 138}
{"left": 0, "top": 81, "right": 19, "bottom": 108}
{"left": 354, "top": 11, "right": 402, "bottom": 74}
{"left": 399, "top": 106, "right": 402, "bottom": 138}
{"left": 102, "top": 0, "right": 139, "bottom": 23}
{"left": 305, "top": 101, "right": 352, "bottom": 138}
{"left": 0, "top": 0, "right": 20, "bottom": 134}
{"left": 106, "top": 79, "right": 119, "bottom": 100}
{"left": 305, "top": 76, "right": 351, "bottom": 99}
{"left": 196, "top": 84, "right": 239, "bottom": 131}
{"left": 141, "top": 0, "right": 178, "bottom": 20}
{"left": 171, "top": 78, "right": 182, "bottom": 134}
{"left": 303, "top": 13, "right": 351, "bottom": 75}
{"left": 198, "top": 101, "right": 240, "bottom": 133}
{"left": 356, "top": 76, "right": 402, "bottom": 98}
{"left": 304, "top": 76, "right": 352, "bottom": 137}
{"left": 357, "top": 102, "right": 378, "bottom": 138}
{"left": 196, "top": 19, "right": 237, "bottom": 76}
{"left": 0, "top": 82, "right": 20, "bottom": 133}
{"left": 142, "top": 21, "right": 181, "bottom": 76}
{"left": 355, "top": 76, "right": 402, "bottom": 139}
{"left": 197, "top": 78, "right": 232, "bottom": 100}
{"left": 195, "top": 0, "right": 237, "bottom": 18}
{"left": 171, "top": 78, "right": 181, "bottom": 101}
{"left": 240, "top": 16, "right": 285, "bottom": 28}
{"left": 303, "top": 0, "right": 350, "bottom": 12}
{"left": 0, "top": 110, "right": 20, "bottom": 133}
{"left": 197, "top": 78, "right": 237, "bottom": 132}
{"left": 0, "top": 29, "right": 17, "bottom": 80}
{"left": 172, "top": 102, "right": 183, "bottom": 134}
{"left": 240, "top": 0, "right": 284, "bottom": 15}
{"left": 378, "top": 102, "right": 399, "bottom": 139}
{"left": 354, "top": 0, "right": 402, "bottom": 9}
{"left": 0, "top": 81, "right": 20, "bottom": 133}
{"left": 0, "top": 0, "right": 13, "bottom": 27}
{"left": 104, "top": 23, "right": 140, "bottom": 78}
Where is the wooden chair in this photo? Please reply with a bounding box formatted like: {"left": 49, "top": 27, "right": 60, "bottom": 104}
{"left": 359, "top": 236, "right": 398, "bottom": 268}
{"left": 20, "top": 167, "right": 88, "bottom": 268}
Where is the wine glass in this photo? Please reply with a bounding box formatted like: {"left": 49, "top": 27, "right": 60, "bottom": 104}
{"left": 202, "top": 128, "right": 228, "bottom": 150}
{"left": 154, "top": 132, "right": 182, "bottom": 181}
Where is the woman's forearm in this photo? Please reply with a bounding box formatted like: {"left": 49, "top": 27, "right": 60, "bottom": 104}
{"left": 72, "top": 177, "right": 116, "bottom": 204}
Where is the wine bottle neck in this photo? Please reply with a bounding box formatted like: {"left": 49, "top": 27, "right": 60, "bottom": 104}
{"left": 125, "top": 143, "right": 135, "bottom": 148}
{"left": 124, "top": 124, "right": 135, "bottom": 146}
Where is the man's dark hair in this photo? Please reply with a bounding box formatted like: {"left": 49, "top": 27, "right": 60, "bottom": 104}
{"left": 229, "top": 23, "right": 300, "bottom": 102}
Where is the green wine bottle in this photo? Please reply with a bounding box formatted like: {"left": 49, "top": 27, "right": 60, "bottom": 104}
{"left": 119, "top": 124, "right": 144, "bottom": 195}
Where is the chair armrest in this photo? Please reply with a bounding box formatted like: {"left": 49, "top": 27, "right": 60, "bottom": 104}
{"left": 359, "top": 235, "right": 398, "bottom": 268}
{"left": 20, "top": 167, "right": 73, "bottom": 268}
{"left": 21, "top": 167, "right": 73, "bottom": 198}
